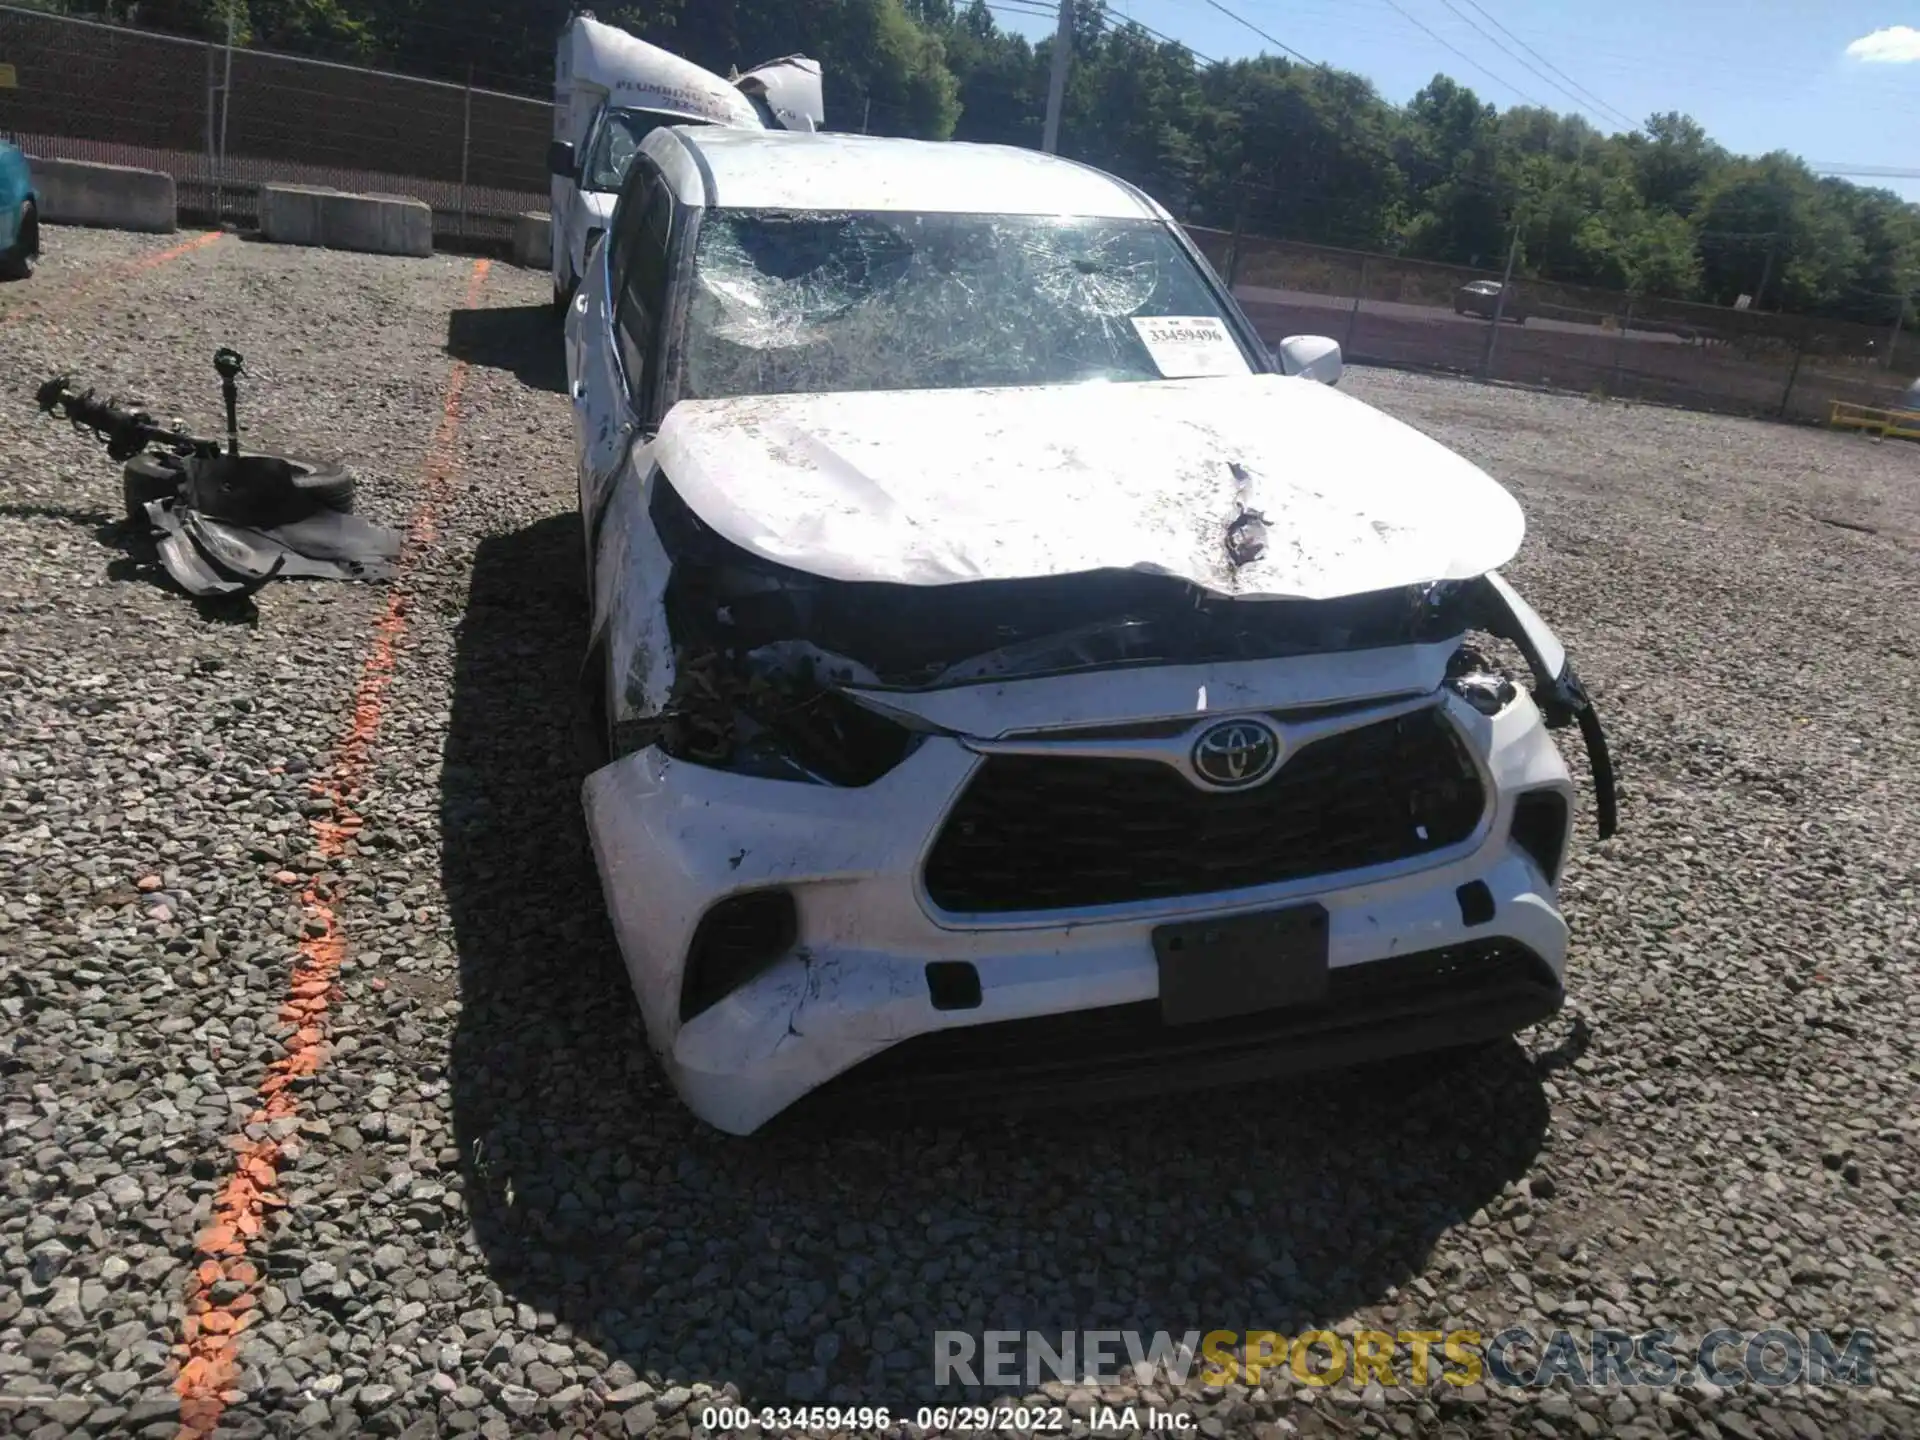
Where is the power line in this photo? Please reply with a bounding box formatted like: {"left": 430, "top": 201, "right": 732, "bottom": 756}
{"left": 1370, "top": 0, "right": 1547, "bottom": 107}
{"left": 1185, "top": 0, "right": 1318, "bottom": 67}
{"left": 1428, "top": 0, "right": 1629, "bottom": 131}
{"left": 1109, "top": 10, "right": 1222, "bottom": 64}
{"left": 1451, "top": 0, "right": 1640, "bottom": 131}
{"left": 981, "top": 0, "right": 1219, "bottom": 65}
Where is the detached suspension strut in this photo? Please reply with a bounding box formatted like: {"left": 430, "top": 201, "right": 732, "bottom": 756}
{"left": 214, "top": 347, "right": 244, "bottom": 458}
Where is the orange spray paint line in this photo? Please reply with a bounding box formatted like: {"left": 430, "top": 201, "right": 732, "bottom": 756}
{"left": 173, "top": 258, "right": 491, "bottom": 1438}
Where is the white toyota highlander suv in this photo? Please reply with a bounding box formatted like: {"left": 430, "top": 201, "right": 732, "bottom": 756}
{"left": 562, "top": 127, "right": 1619, "bottom": 1136}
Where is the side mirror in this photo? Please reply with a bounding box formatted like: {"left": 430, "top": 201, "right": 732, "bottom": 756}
{"left": 548, "top": 140, "right": 577, "bottom": 180}
{"left": 1275, "top": 335, "right": 1343, "bottom": 386}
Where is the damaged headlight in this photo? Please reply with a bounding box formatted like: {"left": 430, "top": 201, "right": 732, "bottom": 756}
{"left": 708, "top": 687, "right": 920, "bottom": 787}
{"left": 636, "top": 645, "right": 922, "bottom": 786}
{"left": 1446, "top": 644, "right": 1518, "bottom": 718}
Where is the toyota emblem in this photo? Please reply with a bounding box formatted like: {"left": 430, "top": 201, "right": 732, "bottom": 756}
{"left": 1190, "top": 719, "right": 1283, "bottom": 790}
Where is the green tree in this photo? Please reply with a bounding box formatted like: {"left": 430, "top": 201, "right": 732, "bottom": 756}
{"left": 938, "top": 1, "right": 1044, "bottom": 149}
{"left": 1191, "top": 58, "right": 1403, "bottom": 248}
{"left": 1694, "top": 155, "right": 1861, "bottom": 311}
{"left": 1395, "top": 76, "right": 1510, "bottom": 267}
{"left": 1622, "top": 112, "right": 1722, "bottom": 217}
{"left": 1062, "top": 21, "right": 1204, "bottom": 209}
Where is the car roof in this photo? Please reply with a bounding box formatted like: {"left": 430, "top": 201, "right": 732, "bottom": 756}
{"left": 648, "top": 128, "right": 1163, "bottom": 219}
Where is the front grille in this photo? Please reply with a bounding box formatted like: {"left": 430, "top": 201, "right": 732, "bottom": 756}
{"left": 791, "top": 941, "right": 1558, "bottom": 1116}
{"left": 924, "top": 708, "right": 1484, "bottom": 913}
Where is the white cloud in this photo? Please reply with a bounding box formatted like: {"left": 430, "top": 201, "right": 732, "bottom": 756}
{"left": 1846, "top": 25, "right": 1920, "bottom": 62}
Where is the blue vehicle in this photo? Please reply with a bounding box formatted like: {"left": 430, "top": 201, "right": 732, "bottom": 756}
{"left": 1, "top": 140, "right": 40, "bottom": 279}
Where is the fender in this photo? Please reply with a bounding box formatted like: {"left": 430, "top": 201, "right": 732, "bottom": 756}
{"left": 1474, "top": 571, "right": 1619, "bottom": 839}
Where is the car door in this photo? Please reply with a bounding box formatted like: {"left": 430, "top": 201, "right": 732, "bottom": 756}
{"left": 574, "top": 155, "right": 674, "bottom": 562}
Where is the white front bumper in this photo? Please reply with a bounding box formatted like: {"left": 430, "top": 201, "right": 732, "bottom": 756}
{"left": 582, "top": 692, "right": 1576, "bottom": 1136}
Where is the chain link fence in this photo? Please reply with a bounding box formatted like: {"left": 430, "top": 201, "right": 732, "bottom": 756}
{"left": 1188, "top": 227, "right": 1919, "bottom": 427}
{"left": 0, "top": 3, "right": 548, "bottom": 244}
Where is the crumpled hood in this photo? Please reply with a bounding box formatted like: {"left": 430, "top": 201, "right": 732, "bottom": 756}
{"left": 652, "top": 373, "right": 1525, "bottom": 598}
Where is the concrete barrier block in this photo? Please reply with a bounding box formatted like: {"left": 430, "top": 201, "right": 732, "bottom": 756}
{"left": 29, "top": 157, "right": 177, "bottom": 234}
{"left": 513, "top": 211, "right": 552, "bottom": 271}
{"left": 258, "top": 184, "right": 432, "bottom": 258}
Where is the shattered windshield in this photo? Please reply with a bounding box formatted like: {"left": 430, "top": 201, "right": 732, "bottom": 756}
{"left": 677, "top": 211, "right": 1255, "bottom": 398}
{"left": 585, "top": 110, "right": 699, "bottom": 192}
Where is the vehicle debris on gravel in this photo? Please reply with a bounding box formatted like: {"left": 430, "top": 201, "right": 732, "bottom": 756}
{"left": 33, "top": 345, "right": 400, "bottom": 601}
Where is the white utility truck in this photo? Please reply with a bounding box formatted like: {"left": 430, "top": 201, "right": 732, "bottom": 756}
{"left": 548, "top": 11, "right": 823, "bottom": 311}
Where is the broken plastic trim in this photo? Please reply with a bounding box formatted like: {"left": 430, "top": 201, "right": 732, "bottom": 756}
{"left": 1471, "top": 572, "right": 1619, "bottom": 839}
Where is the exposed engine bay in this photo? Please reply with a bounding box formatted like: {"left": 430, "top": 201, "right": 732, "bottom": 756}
{"left": 600, "top": 473, "right": 1619, "bottom": 835}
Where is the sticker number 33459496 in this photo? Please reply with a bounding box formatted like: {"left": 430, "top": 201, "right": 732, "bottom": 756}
{"left": 1130, "top": 315, "right": 1251, "bottom": 378}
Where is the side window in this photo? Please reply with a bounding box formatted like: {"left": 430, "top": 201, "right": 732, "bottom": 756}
{"left": 615, "top": 177, "right": 673, "bottom": 413}
{"left": 604, "top": 156, "right": 652, "bottom": 291}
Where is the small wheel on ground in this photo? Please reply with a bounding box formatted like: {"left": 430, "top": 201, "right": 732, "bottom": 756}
{"left": 122, "top": 453, "right": 185, "bottom": 523}
{"left": 285, "top": 457, "right": 356, "bottom": 515}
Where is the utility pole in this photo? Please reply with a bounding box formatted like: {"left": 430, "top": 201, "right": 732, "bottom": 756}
{"left": 1225, "top": 194, "right": 1245, "bottom": 289}
{"left": 214, "top": 0, "right": 236, "bottom": 225}
{"left": 1754, "top": 231, "right": 1779, "bottom": 311}
{"left": 458, "top": 62, "right": 474, "bottom": 241}
{"left": 1041, "top": 0, "right": 1073, "bottom": 154}
{"left": 1480, "top": 223, "right": 1522, "bottom": 382}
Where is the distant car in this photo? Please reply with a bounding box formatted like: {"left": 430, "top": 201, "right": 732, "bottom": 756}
{"left": 1905, "top": 377, "right": 1920, "bottom": 413}
{"left": 1455, "top": 280, "right": 1525, "bottom": 324}
{"left": 0, "top": 140, "right": 39, "bottom": 280}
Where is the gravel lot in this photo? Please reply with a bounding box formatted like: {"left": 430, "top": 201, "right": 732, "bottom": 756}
{"left": 2, "top": 225, "right": 1918, "bottom": 1440}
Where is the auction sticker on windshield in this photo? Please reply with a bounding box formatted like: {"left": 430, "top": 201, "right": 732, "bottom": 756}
{"left": 1131, "top": 315, "right": 1250, "bottom": 378}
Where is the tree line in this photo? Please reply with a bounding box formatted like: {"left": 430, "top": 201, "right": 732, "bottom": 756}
{"left": 34, "top": 0, "right": 1920, "bottom": 324}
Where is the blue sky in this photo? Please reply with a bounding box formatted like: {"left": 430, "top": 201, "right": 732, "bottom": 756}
{"left": 993, "top": 0, "right": 1920, "bottom": 202}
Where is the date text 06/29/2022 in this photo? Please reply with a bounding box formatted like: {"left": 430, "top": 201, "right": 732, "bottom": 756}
{"left": 698, "top": 1407, "right": 1193, "bottom": 1433}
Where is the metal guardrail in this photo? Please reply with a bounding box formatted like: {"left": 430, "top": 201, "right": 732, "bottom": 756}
{"left": 1829, "top": 401, "right": 1920, "bottom": 440}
